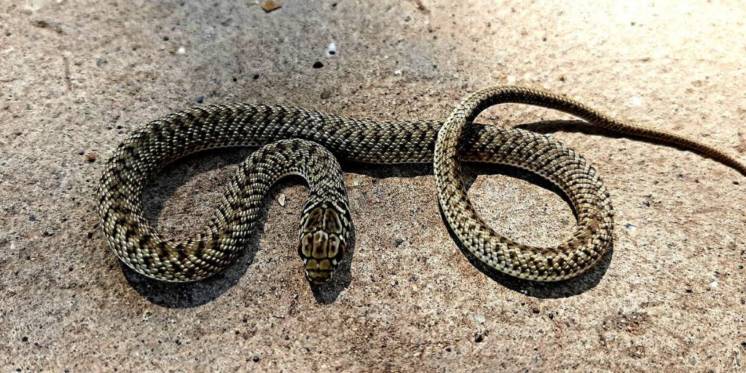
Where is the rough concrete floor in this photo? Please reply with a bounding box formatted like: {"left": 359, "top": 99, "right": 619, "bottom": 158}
{"left": 2, "top": 0, "right": 745, "bottom": 371}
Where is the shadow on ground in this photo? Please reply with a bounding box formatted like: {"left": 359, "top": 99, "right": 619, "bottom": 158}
{"left": 442, "top": 212, "right": 613, "bottom": 299}
{"left": 451, "top": 162, "right": 613, "bottom": 298}
{"left": 124, "top": 149, "right": 356, "bottom": 307}
{"left": 517, "top": 118, "right": 745, "bottom": 174}
{"left": 120, "top": 119, "right": 651, "bottom": 307}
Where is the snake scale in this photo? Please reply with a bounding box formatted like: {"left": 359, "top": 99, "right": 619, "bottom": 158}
{"left": 98, "top": 86, "right": 746, "bottom": 283}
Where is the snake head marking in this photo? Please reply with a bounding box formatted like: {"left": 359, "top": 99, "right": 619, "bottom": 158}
{"left": 298, "top": 200, "right": 352, "bottom": 284}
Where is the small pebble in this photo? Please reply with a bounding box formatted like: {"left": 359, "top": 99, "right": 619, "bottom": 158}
{"left": 177, "top": 46, "right": 186, "bottom": 54}
{"left": 259, "top": 0, "right": 282, "bottom": 13}
{"left": 85, "top": 151, "right": 97, "bottom": 162}
{"left": 312, "top": 61, "right": 324, "bottom": 69}
{"left": 320, "top": 90, "right": 332, "bottom": 99}
{"left": 326, "top": 42, "right": 337, "bottom": 56}
{"left": 196, "top": 96, "right": 205, "bottom": 104}
{"left": 394, "top": 238, "right": 404, "bottom": 247}
{"left": 277, "top": 194, "right": 286, "bottom": 207}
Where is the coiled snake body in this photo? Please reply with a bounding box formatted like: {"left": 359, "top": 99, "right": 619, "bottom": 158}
{"left": 98, "top": 87, "right": 746, "bottom": 283}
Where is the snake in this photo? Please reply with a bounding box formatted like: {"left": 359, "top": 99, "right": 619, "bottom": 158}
{"left": 97, "top": 86, "right": 746, "bottom": 284}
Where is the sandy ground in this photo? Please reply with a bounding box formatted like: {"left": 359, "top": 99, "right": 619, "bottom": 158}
{"left": 1, "top": 0, "right": 745, "bottom": 371}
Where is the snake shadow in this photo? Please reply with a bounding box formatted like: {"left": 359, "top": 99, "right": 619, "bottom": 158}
{"left": 122, "top": 148, "right": 355, "bottom": 308}
{"left": 124, "top": 119, "right": 631, "bottom": 306}
{"left": 516, "top": 118, "right": 740, "bottom": 165}
{"left": 447, "top": 162, "right": 613, "bottom": 299}
{"left": 443, "top": 215, "right": 614, "bottom": 299}
{"left": 346, "top": 159, "right": 614, "bottom": 298}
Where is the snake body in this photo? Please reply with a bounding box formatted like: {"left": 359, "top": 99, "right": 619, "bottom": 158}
{"left": 98, "top": 87, "right": 746, "bottom": 283}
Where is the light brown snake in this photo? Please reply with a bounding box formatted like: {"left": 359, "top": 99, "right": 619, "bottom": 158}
{"left": 97, "top": 86, "right": 745, "bottom": 283}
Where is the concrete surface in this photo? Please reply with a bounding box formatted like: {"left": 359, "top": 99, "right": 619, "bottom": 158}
{"left": 1, "top": 0, "right": 745, "bottom": 371}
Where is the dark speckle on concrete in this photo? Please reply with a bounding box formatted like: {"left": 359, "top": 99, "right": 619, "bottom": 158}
{"left": 474, "top": 331, "right": 486, "bottom": 343}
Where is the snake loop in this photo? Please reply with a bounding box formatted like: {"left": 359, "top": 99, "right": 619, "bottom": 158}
{"left": 434, "top": 87, "right": 615, "bottom": 281}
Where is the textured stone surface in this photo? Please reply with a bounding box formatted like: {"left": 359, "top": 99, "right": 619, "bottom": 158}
{"left": 1, "top": 0, "right": 745, "bottom": 371}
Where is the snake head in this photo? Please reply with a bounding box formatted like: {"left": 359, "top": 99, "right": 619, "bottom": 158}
{"left": 298, "top": 200, "right": 352, "bottom": 284}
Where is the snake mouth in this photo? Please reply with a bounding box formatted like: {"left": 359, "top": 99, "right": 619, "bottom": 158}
{"left": 305, "top": 270, "right": 333, "bottom": 284}
{"left": 303, "top": 258, "right": 336, "bottom": 284}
